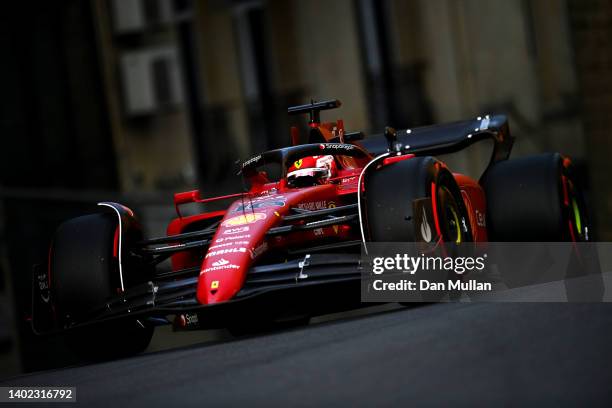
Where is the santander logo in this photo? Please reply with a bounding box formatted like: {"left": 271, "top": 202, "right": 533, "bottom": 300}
{"left": 212, "top": 258, "right": 229, "bottom": 267}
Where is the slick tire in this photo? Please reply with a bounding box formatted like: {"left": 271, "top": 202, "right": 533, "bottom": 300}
{"left": 482, "top": 154, "right": 601, "bottom": 299}
{"left": 51, "top": 213, "right": 153, "bottom": 361}
{"left": 482, "top": 153, "right": 590, "bottom": 242}
{"left": 364, "top": 156, "right": 472, "bottom": 244}
{"left": 364, "top": 156, "right": 472, "bottom": 303}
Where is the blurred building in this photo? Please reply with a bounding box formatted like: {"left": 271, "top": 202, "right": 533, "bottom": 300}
{"left": 0, "top": 0, "right": 611, "bottom": 377}
{"left": 89, "top": 0, "right": 607, "bottom": 224}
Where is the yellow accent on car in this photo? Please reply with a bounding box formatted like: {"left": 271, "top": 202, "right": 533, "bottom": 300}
{"left": 450, "top": 206, "right": 462, "bottom": 244}
{"left": 572, "top": 198, "right": 582, "bottom": 234}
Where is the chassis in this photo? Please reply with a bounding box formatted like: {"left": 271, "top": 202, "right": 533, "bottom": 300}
{"left": 32, "top": 99, "right": 588, "bottom": 357}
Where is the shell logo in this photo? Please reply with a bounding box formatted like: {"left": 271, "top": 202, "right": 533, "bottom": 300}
{"left": 420, "top": 208, "right": 432, "bottom": 243}
{"left": 222, "top": 213, "right": 266, "bottom": 227}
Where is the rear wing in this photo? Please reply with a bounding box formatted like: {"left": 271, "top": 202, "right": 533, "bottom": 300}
{"left": 360, "top": 114, "right": 514, "bottom": 166}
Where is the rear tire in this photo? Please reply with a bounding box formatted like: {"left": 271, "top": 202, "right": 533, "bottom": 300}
{"left": 482, "top": 153, "right": 590, "bottom": 242}
{"left": 483, "top": 154, "right": 600, "bottom": 297}
{"left": 364, "top": 156, "right": 473, "bottom": 303}
{"left": 51, "top": 213, "right": 153, "bottom": 361}
{"left": 364, "top": 156, "right": 472, "bottom": 243}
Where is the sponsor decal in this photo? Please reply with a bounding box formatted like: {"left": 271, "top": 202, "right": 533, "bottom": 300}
{"left": 36, "top": 272, "right": 50, "bottom": 303}
{"left": 319, "top": 143, "right": 355, "bottom": 151}
{"left": 413, "top": 198, "right": 437, "bottom": 247}
{"left": 209, "top": 241, "right": 250, "bottom": 250}
{"left": 294, "top": 159, "right": 303, "bottom": 169}
{"left": 211, "top": 280, "right": 219, "bottom": 289}
{"left": 298, "top": 201, "right": 329, "bottom": 211}
{"left": 212, "top": 258, "right": 229, "bottom": 267}
{"left": 215, "top": 234, "right": 250, "bottom": 243}
{"left": 341, "top": 176, "right": 358, "bottom": 184}
{"left": 253, "top": 188, "right": 278, "bottom": 198}
{"left": 420, "top": 208, "right": 432, "bottom": 243}
{"left": 222, "top": 213, "right": 266, "bottom": 227}
{"left": 223, "top": 226, "right": 250, "bottom": 235}
{"left": 200, "top": 264, "right": 240, "bottom": 274}
{"left": 185, "top": 313, "right": 199, "bottom": 326}
{"left": 242, "top": 155, "right": 262, "bottom": 168}
{"left": 205, "top": 247, "right": 248, "bottom": 258}
{"left": 178, "top": 312, "right": 200, "bottom": 328}
{"left": 232, "top": 200, "right": 285, "bottom": 213}
{"left": 250, "top": 242, "right": 268, "bottom": 259}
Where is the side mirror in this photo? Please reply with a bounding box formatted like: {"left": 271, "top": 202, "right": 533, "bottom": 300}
{"left": 174, "top": 190, "right": 202, "bottom": 206}
{"left": 173, "top": 190, "right": 203, "bottom": 218}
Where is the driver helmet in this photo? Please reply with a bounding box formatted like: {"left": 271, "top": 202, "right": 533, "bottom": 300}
{"left": 287, "top": 155, "right": 337, "bottom": 186}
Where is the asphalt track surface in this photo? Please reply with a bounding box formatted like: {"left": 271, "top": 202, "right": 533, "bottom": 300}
{"left": 3, "top": 302, "right": 612, "bottom": 407}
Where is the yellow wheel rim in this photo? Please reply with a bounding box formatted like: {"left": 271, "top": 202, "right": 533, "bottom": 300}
{"left": 448, "top": 205, "right": 462, "bottom": 244}
{"left": 572, "top": 198, "right": 582, "bottom": 235}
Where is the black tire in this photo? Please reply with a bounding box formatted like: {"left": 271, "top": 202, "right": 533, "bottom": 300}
{"left": 364, "top": 156, "right": 472, "bottom": 303}
{"left": 482, "top": 153, "right": 589, "bottom": 242}
{"left": 51, "top": 213, "right": 153, "bottom": 360}
{"left": 364, "top": 156, "right": 472, "bottom": 243}
{"left": 65, "top": 320, "right": 154, "bottom": 362}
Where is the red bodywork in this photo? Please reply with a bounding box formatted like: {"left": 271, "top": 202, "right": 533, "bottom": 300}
{"left": 164, "top": 129, "right": 488, "bottom": 306}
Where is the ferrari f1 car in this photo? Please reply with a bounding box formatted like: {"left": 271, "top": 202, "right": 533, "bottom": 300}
{"left": 32, "top": 99, "right": 589, "bottom": 359}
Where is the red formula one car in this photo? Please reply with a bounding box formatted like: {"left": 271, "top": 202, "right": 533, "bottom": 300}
{"left": 32, "top": 99, "right": 588, "bottom": 359}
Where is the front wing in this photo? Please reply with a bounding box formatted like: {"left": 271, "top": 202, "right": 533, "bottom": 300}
{"left": 31, "top": 252, "right": 363, "bottom": 334}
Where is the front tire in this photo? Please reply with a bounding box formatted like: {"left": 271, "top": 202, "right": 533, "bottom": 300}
{"left": 51, "top": 213, "right": 153, "bottom": 361}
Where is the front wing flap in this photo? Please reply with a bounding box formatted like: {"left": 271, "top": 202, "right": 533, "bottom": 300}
{"left": 31, "top": 253, "right": 363, "bottom": 334}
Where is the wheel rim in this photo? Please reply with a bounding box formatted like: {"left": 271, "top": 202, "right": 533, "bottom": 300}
{"left": 564, "top": 176, "right": 588, "bottom": 241}
{"left": 572, "top": 197, "right": 582, "bottom": 235}
{"left": 437, "top": 185, "right": 464, "bottom": 244}
{"left": 448, "top": 204, "right": 462, "bottom": 244}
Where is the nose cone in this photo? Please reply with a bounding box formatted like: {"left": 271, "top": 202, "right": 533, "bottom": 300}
{"left": 196, "top": 253, "right": 249, "bottom": 305}
{"left": 196, "top": 273, "right": 227, "bottom": 305}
